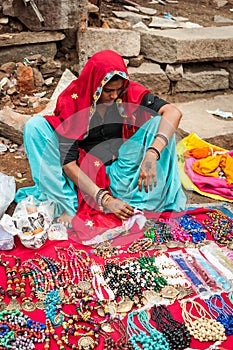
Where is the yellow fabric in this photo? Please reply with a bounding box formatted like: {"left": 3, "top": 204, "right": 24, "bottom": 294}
{"left": 193, "top": 154, "right": 233, "bottom": 184}
{"left": 176, "top": 132, "right": 233, "bottom": 202}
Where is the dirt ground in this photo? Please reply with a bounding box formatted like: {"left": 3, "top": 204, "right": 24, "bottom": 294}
{"left": 1, "top": 0, "right": 233, "bottom": 215}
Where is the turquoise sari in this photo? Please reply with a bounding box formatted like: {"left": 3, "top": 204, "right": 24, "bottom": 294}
{"left": 15, "top": 115, "right": 186, "bottom": 218}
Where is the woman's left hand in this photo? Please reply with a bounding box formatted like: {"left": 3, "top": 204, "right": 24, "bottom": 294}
{"left": 138, "top": 151, "right": 157, "bottom": 192}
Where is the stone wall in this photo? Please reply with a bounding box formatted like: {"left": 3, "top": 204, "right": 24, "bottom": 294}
{"left": 0, "top": 0, "right": 233, "bottom": 96}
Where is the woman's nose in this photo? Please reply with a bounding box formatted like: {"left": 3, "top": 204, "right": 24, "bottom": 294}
{"left": 110, "top": 90, "right": 118, "bottom": 99}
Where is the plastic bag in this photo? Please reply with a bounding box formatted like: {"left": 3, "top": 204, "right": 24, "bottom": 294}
{"left": 1, "top": 195, "right": 55, "bottom": 249}
{"left": 0, "top": 172, "right": 16, "bottom": 219}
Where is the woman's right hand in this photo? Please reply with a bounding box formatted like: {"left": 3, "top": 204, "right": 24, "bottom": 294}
{"left": 104, "top": 197, "right": 135, "bottom": 221}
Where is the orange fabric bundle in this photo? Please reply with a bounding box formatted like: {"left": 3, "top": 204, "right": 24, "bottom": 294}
{"left": 192, "top": 154, "right": 233, "bottom": 185}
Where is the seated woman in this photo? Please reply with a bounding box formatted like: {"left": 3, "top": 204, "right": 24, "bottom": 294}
{"left": 15, "top": 50, "right": 186, "bottom": 243}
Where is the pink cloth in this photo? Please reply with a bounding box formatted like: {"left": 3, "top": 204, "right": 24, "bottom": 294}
{"left": 184, "top": 157, "right": 233, "bottom": 200}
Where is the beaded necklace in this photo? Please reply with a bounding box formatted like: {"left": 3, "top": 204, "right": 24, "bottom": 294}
{"left": 170, "top": 252, "right": 207, "bottom": 294}
{"left": 91, "top": 263, "right": 115, "bottom": 301}
{"left": 178, "top": 214, "right": 207, "bottom": 244}
{"left": 205, "top": 294, "right": 233, "bottom": 336}
{"left": 180, "top": 299, "right": 226, "bottom": 343}
{"left": 155, "top": 254, "right": 191, "bottom": 289}
{"left": 186, "top": 248, "right": 231, "bottom": 292}
{"left": 127, "top": 310, "right": 170, "bottom": 350}
{"left": 99, "top": 318, "right": 134, "bottom": 349}
{"left": 163, "top": 218, "right": 191, "bottom": 243}
{"left": 182, "top": 253, "right": 219, "bottom": 291}
{"left": 138, "top": 255, "right": 167, "bottom": 292}
{"left": 151, "top": 305, "right": 191, "bottom": 349}
{"left": 0, "top": 308, "right": 46, "bottom": 349}
{"left": 0, "top": 254, "right": 22, "bottom": 310}
{"left": 200, "top": 244, "right": 233, "bottom": 285}
{"left": 143, "top": 219, "right": 173, "bottom": 244}
{"left": 103, "top": 261, "right": 140, "bottom": 301}
{"left": 202, "top": 211, "right": 233, "bottom": 244}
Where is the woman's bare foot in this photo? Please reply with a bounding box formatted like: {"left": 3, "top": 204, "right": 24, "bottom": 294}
{"left": 56, "top": 211, "right": 74, "bottom": 227}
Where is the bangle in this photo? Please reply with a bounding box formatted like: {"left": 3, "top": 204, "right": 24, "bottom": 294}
{"left": 146, "top": 146, "right": 161, "bottom": 160}
{"left": 155, "top": 133, "right": 169, "bottom": 146}
{"left": 95, "top": 188, "right": 109, "bottom": 206}
{"left": 101, "top": 193, "right": 113, "bottom": 208}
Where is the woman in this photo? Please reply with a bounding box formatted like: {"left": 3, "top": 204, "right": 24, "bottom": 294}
{"left": 15, "top": 50, "right": 186, "bottom": 243}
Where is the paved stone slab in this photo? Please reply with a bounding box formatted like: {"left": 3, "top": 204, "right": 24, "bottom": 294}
{"left": 141, "top": 26, "right": 233, "bottom": 63}
{"left": 176, "top": 94, "right": 233, "bottom": 140}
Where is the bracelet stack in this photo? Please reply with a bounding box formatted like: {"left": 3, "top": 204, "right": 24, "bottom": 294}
{"left": 95, "top": 188, "right": 112, "bottom": 208}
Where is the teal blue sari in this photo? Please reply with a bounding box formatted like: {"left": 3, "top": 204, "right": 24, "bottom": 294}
{"left": 15, "top": 115, "right": 186, "bottom": 217}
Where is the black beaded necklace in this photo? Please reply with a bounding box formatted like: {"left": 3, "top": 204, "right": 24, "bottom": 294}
{"left": 151, "top": 305, "right": 191, "bottom": 350}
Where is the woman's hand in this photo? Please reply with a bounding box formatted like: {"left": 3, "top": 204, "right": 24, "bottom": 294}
{"left": 138, "top": 150, "right": 157, "bottom": 193}
{"left": 104, "top": 197, "right": 135, "bottom": 221}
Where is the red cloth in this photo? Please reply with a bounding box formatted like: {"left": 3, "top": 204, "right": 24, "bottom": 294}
{"left": 70, "top": 149, "right": 122, "bottom": 242}
{"left": 44, "top": 50, "right": 151, "bottom": 140}
{"left": 0, "top": 209, "right": 232, "bottom": 350}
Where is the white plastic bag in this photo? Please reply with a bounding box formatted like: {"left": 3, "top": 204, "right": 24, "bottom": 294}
{"left": 0, "top": 172, "right": 16, "bottom": 219}
{"left": 1, "top": 195, "right": 55, "bottom": 249}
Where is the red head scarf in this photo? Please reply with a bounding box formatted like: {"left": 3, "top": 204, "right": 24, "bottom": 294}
{"left": 45, "top": 50, "right": 151, "bottom": 140}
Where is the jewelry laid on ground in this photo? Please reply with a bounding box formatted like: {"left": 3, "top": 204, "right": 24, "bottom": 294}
{"left": 0, "top": 209, "right": 233, "bottom": 349}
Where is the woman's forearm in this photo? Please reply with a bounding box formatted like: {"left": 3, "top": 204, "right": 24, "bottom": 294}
{"left": 63, "top": 160, "right": 100, "bottom": 199}
{"left": 151, "top": 104, "right": 182, "bottom": 152}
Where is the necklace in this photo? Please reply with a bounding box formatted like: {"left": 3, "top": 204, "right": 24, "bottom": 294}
{"left": 180, "top": 299, "right": 226, "bottom": 342}
{"left": 152, "top": 304, "right": 191, "bottom": 349}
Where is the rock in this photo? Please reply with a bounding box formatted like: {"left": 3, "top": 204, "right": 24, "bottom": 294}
{"left": 0, "top": 62, "right": 16, "bottom": 76}
{"left": 112, "top": 11, "right": 150, "bottom": 26}
{"left": 16, "top": 66, "right": 35, "bottom": 92}
{"left": 165, "top": 64, "right": 184, "bottom": 81}
{"left": 40, "top": 58, "right": 62, "bottom": 78}
{"left": 32, "top": 68, "right": 45, "bottom": 87}
{"left": 103, "top": 17, "right": 132, "bottom": 29}
{"left": 128, "top": 62, "right": 170, "bottom": 94}
{"left": 214, "top": 15, "right": 233, "bottom": 23}
{"left": 132, "top": 21, "right": 149, "bottom": 31}
{"left": 138, "top": 6, "right": 157, "bottom": 15}
{"left": 149, "top": 16, "right": 181, "bottom": 29}
{"left": 0, "top": 107, "right": 30, "bottom": 144}
{"left": 211, "top": 0, "right": 228, "bottom": 8}
{"left": 129, "top": 55, "right": 144, "bottom": 67}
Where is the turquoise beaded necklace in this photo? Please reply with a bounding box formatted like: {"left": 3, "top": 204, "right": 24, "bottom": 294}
{"left": 127, "top": 310, "right": 170, "bottom": 350}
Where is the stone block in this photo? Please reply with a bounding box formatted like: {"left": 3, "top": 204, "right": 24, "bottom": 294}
{"left": 128, "top": 62, "right": 170, "bottom": 94}
{"left": 2, "top": 0, "right": 84, "bottom": 31}
{"left": 0, "top": 43, "right": 57, "bottom": 66}
{"left": 141, "top": 26, "right": 233, "bottom": 63}
{"left": 78, "top": 28, "right": 140, "bottom": 71}
{"left": 174, "top": 65, "right": 229, "bottom": 93}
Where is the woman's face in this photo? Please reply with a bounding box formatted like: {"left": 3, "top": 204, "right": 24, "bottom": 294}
{"left": 97, "top": 78, "right": 125, "bottom": 106}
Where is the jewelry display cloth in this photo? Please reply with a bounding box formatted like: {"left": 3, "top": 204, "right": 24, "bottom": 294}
{"left": 177, "top": 132, "right": 233, "bottom": 202}
{"left": 0, "top": 207, "right": 233, "bottom": 349}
